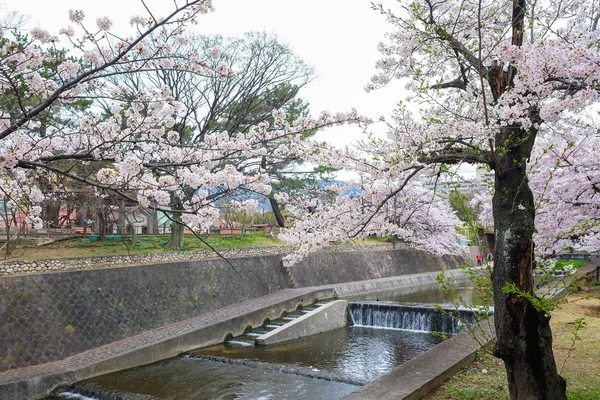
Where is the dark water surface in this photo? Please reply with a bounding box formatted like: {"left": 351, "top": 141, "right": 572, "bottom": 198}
{"left": 45, "top": 280, "right": 471, "bottom": 400}
{"left": 194, "top": 325, "right": 443, "bottom": 384}
{"left": 348, "top": 279, "right": 488, "bottom": 305}
{"left": 48, "top": 357, "right": 358, "bottom": 400}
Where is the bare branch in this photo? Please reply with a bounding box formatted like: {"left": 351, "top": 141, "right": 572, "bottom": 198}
{"left": 430, "top": 77, "right": 467, "bottom": 91}
{"left": 418, "top": 148, "right": 492, "bottom": 166}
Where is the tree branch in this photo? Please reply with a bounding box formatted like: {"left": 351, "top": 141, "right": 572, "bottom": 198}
{"left": 418, "top": 148, "right": 492, "bottom": 166}
{"left": 0, "top": 0, "right": 209, "bottom": 141}
{"left": 430, "top": 77, "right": 467, "bottom": 91}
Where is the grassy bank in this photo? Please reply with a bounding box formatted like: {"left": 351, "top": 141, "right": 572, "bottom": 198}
{"left": 1, "top": 232, "right": 286, "bottom": 261}
{"left": 425, "top": 290, "right": 600, "bottom": 400}
{"left": 1, "top": 232, "right": 397, "bottom": 262}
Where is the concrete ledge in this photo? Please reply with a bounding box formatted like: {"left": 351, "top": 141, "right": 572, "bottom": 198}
{"left": 256, "top": 300, "right": 348, "bottom": 345}
{"left": 342, "top": 320, "right": 495, "bottom": 400}
{"left": 333, "top": 269, "right": 467, "bottom": 298}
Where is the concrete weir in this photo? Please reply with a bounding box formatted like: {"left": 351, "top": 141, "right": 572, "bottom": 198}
{"left": 0, "top": 247, "right": 469, "bottom": 400}
{"left": 256, "top": 300, "right": 348, "bottom": 345}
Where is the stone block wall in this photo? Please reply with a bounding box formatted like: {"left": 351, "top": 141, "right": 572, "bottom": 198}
{"left": 0, "top": 256, "right": 289, "bottom": 372}
{"left": 291, "top": 248, "right": 464, "bottom": 287}
{"left": 0, "top": 244, "right": 402, "bottom": 276}
{"left": 0, "top": 245, "right": 464, "bottom": 373}
{"left": 0, "top": 246, "right": 291, "bottom": 276}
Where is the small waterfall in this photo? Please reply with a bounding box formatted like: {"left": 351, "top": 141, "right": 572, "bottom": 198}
{"left": 348, "top": 302, "right": 480, "bottom": 335}
{"left": 226, "top": 339, "right": 256, "bottom": 347}
{"left": 246, "top": 331, "right": 267, "bottom": 337}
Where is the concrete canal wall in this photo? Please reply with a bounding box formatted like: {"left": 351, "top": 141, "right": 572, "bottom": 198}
{"left": 0, "top": 246, "right": 465, "bottom": 373}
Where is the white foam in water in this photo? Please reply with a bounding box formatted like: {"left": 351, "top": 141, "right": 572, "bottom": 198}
{"left": 350, "top": 324, "right": 426, "bottom": 333}
{"left": 58, "top": 392, "right": 98, "bottom": 400}
{"left": 227, "top": 340, "right": 255, "bottom": 347}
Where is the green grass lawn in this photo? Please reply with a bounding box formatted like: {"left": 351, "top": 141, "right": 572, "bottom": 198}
{"left": 425, "top": 290, "right": 600, "bottom": 400}
{"left": 554, "top": 259, "right": 590, "bottom": 270}
{"left": 2, "top": 231, "right": 396, "bottom": 261}
{"left": 3, "top": 232, "right": 286, "bottom": 261}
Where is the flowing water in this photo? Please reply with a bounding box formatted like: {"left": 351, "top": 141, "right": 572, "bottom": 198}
{"left": 45, "top": 279, "right": 479, "bottom": 400}
{"left": 193, "top": 325, "right": 443, "bottom": 384}
{"left": 46, "top": 357, "right": 357, "bottom": 400}
{"left": 346, "top": 279, "right": 488, "bottom": 305}
{"left": 346, "top": 299, "right": 489, "bottom": 335}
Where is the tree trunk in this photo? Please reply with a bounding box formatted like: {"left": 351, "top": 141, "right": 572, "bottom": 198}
{"left": 3, "top": 206, "right": 11, "bottom": 258}
{"left": 40, "top": 174, "right": 58, "bottom": 232}
{"left": 44, "top": 201, "right": 59, "bottom": 231}
{"left": 241, "top": 211, "right": 246, "bottom": 239}
{"left": 262, "top": 154, "right": 286, "bottom": 228}
{"left": 118, "top": 200, "right": 126, "bottom": 234}
{"left": 492, "top": 123, "right": 566, "bottom": 399}
{"left": 147, "top": 208, "right": 158, "bottom": 235}
{"left": 131, "top": 225, "right": 136, "bottom": 245}
{"left": 269, "top": 197, "right": 286, "bottom": 228}
{"left": 168, "top": 219, "right": 184, "bottom": 250}
{"left": 167, "top": 197, "right": 184, "bottom": 250}
{"left": 81, "top": 207, "right": 88, "bottom": 237}
{"left": 97, "top": 210, "right": 106, "bottom": 241}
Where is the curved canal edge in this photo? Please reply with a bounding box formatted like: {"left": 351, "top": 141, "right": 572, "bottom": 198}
{"left": 0, "top": 269, "right": 471, "bottom": 400}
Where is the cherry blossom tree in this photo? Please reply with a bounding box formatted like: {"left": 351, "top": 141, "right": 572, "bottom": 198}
{"left": 281, "top": 0, "right": 600, "bottom": 398}
{"left": 219, "top": 198, "right": 261, "bottom": 238}
{"left": 98, "top": 30, "right": 314, "bottom": 248}
{"left": 473, "top": 124, "right": 600, "bottom": 260}
{"left": 1, "top": 0, "right": 217, "bottom": 232}
{"left": 0, "top": 1, "right": 363, "bottom": 254}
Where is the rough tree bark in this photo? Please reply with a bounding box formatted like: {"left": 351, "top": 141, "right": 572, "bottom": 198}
{"left": 269, "top": 197, "right": 286, "bottom": 228}
{"left": 146, "top": 208, "right": 158, "bottom": 235}
{"left": 96, "top": 210, "right": 106, "bottom": 241}
{"left": 492, "top": 121, "right": 567, "bottom": 399}
{"left": 167, "top": 196, "right": 185, "bottom": 250}
{"left": 485, "top": 2, "right": 567, "bottom": 398}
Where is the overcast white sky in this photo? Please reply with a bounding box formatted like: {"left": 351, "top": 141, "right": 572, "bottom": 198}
{"left": 3, "top": 0, "right": 403, "bottom": 140}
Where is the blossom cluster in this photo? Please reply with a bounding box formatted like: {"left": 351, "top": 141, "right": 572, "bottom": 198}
{"left": 339, "top": 0, "right": 600, "bottom": 264}
{"left": 0, "top": 1, "right": 362, "bottom": 234}
{"left": 277, "top": 146, "right": 466, "bottom": 264}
